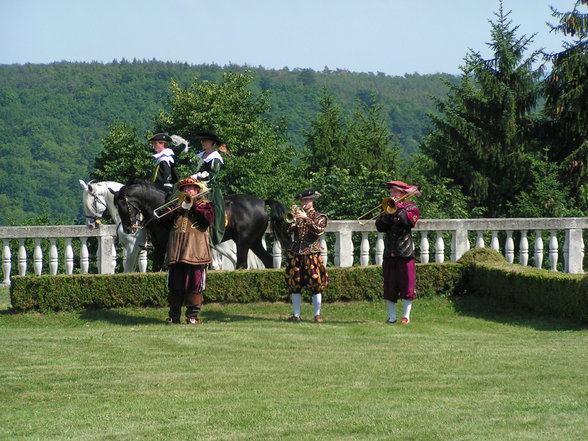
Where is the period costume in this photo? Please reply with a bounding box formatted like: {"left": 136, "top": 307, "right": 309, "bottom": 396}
{"left": 191, "top": 129, "right": 226, "bottom": 246}
{"left": 375, "top": 180, "right": 421, "bottom": 324}
{"left": 149, "top": 133, "right": 178, "bottom": 194}
{"left": 285, "top": 189, "right": 330, "bottom": 322}
{"left": 166, "top": 177, "right": 215, "bottom": 325}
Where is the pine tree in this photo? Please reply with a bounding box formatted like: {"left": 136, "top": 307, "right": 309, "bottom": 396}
{"left": 421, "top": 1, "right": 544, "bottom": 216}
{"left": 543, "top": 0, "right": 588, "bottom": 207}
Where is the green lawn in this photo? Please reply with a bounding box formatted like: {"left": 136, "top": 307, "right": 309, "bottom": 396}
{"left": 0, "top": 287, "right": 586, "bottom": 441}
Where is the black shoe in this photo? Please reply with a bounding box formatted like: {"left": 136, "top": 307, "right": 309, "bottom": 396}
{"left": 166, "top": 317, "right": 180, "bottom": 325}
{"left": 287, "top": 315, "right": 302, "bottom": 322}
{"left": 186, "top": 317, "right": 201, "bottom": 325}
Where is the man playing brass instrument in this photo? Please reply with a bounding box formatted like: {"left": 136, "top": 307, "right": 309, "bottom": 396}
{"left": 166, "top": 177, "right": 214, "bottom": 325}
{"left": 375, "top": 181, "right": 421, "bottom": 325}
{"left": 284, "top": 190, "right": 329, "bottom": 322}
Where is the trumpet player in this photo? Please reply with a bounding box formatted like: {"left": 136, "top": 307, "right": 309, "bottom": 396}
{"left": 375, "top": 181, "right": 421, "bottom": 325}
{"left": 166, "top": 177, "right": 215, "bottom": 325}
{"left": 284, "top": 190, "right": 329, "bottom": 322}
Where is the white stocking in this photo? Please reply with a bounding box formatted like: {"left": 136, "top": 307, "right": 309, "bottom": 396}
{"left": 386, "top": 300, "right": 397, "bottom": 322}
{"left": 312, "top": 293, "right": 322, "bottom": 317}
{"left": 403, "top": 300, "right": 413, "bottom": 321}
{"left": 292, "top": 293, "right": 302, "bottom": 317}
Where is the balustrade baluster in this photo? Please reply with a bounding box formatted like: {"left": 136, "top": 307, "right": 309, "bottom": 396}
{"left": 519, "top": 230, "right": 528, "bottom": 267}
{"left": 49, "top": 238, "right": 58, "bottom": 275}
{"left": 505, "top": 231, "right": 514, "bottom": 264}
{"left": 435, "top": 232, "right": 445, "bottom": 263}
{"left": 2, "top": 240, "right": 11, "bottom": 284}
{"left": 491, "top": 231, "right": 500, "bottom": 253}
{"left": 476, "top": 231, "right": 485, "bottom": 248}
{"left": 549, "top": 230, "right": 558, "bottom": 271}
{"left": 65, "top": 238, "right": 74, "bottom": 274}
{"left": 360, "top": 232, "right": 369, "bottom": 266}
{"left": 419, "top": 232, "right": 429, "bottom": 264}
{"left": 272, "top": 240, "right": 282, "bottom": 268}
{"left": 534, "top": 230, "right": 543, "bottom": 269}
{"left": 80, "top": 237, "right": 89, "bottom": 274}
{"left": 375, "top": 233, "right": 384, "bottom": 265}
{"left": 18, "top": 239, "right": 28, "bottom": 276}
{"left": 334, "top": 233, "right": 341, "bottom": 267}
{"left": 139, "top": 249, "right": 148, "bottom": 272}
{"left": 33, "top": 238, "right": 43, "bottom": 275}
{"left": 320, "top": 237, "right": 328, "bottom": 266}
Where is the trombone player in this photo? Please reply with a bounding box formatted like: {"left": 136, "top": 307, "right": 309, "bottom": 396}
{"left": 284, "top": 190, "right": 330, "bottom": 322}
{"left": 165, "top": 177, "right": 215, "bottom": 325}
{"left": 375, "top": 181, "right": 421, "bottom": 325}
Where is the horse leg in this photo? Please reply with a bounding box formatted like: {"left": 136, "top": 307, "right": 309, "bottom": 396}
{"left": 249, "top": 240, "right": 274, "bottom": 268}
{"left": 235, "top": 245, "right": 251, "bottom": 269}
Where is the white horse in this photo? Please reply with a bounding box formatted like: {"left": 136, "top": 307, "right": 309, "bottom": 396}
{"left": 79, "top": 180, "right": 147, "bottom": 273}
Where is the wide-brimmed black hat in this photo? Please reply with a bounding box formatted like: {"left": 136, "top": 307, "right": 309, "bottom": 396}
{"left": 149, "top": 133, "right": 172, "bottom": 143}
{"left": 294, "top": 189, "right": 321, "bottom": 200}
{"left": 195, "top": 129, "right": 222, "bottom": 144}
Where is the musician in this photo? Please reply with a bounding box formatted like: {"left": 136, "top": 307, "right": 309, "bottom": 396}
{"left": 284, "top": 189, "right": 330, "bottom": 322}
{"left": 191, "top": 129, "right": 226, "bottom": 246}
{"left": 149, "top": 133, "right": 178, "bottom": 194}
{"left": 166, "top": 177, "right": 215, "bottom": 325}
{"left": 375, "top": 181, "right": 421, "bottom": 324}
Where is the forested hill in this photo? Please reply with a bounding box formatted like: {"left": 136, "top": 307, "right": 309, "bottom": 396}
{"left": 0, "top": 60, "right": 457, "bottom": 225}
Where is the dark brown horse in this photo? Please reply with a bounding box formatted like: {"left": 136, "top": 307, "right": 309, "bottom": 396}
{"left": 113, "top": 181, "right": 291, "bottom": 270}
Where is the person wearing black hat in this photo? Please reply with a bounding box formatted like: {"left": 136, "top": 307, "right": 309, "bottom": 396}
{"left": 191, "top": 129, "right": 226, "bottom": 246}
{"left": 375, "top": 181, "right": 421, "bottom": 324}
{"left": 149, "top": 133, "right": 178, "bottom": 194}
{"left": 166, "top": 177, "right": 215, "bottom": 325}
{"left": 284, "top": 190, "right": 329, "bottom": 322}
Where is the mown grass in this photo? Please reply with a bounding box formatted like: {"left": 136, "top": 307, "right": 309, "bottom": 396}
{"left": 0, "top": 286, "right": 587, "bottom": 441}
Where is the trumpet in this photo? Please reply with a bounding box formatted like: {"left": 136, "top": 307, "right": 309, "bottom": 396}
{"left": 284, "top": 205, "right": 305, "bottom": 223}
{"left": 357, "top": 193, "right": 412, "bottom": 225}
{"left": 153, "top": 190, "right": 210, "bottom": 218}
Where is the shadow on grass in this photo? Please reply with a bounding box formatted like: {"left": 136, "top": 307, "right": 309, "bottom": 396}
{"left": 450, "top": 295, "right": 588, "bottom": 331}
{"left": 78, "top": 308, "right": 163, "bottom": 326}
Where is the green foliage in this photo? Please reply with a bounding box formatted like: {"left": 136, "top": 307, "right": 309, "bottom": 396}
{"left": 421, "top": 2, "right": 544, "bottom": 216}
{"left": 92, "top": 121, "right": 152, "bottom": 183}
{"left": 543, "top": 1, "right": 588, "bottom": 208}
{"left": 154, "top": 71, "right": 297, "bottom": 200}
{"left": 457, "top": 247, "right": 507, "bottom": 266}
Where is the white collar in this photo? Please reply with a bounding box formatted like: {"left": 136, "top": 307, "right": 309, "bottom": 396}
{"left": 152, "top": 148, "right": 175, "bottom": 162}
{"left": 197, "top": 150, "right": 224, "bottom": 164}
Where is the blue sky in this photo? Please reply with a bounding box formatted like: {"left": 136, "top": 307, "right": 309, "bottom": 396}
{"left": 0, "top": 0, "right": 573, "bottom": 76}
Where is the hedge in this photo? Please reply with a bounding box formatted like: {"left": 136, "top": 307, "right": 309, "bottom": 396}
{"left": 10, "top": 264, "right": 463, "bottom": 313}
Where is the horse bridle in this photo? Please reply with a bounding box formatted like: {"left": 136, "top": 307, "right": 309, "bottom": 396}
{"left": 85, "top": 192, "right": 108, "bottom": 225}
{"left": 124, "top": 196, "right": 154, "bottom": 230}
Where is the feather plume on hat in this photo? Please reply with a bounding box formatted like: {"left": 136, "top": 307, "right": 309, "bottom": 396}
{"left": 171, "top": 135, "right": 190, "bottom": 154}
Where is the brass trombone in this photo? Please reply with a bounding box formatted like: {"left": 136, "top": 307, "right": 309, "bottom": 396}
{"left": 357, "top": 193, "right": 411, "bottom": 225}
{"left": 153, "top": 190, "right": 210, "bottom": 218}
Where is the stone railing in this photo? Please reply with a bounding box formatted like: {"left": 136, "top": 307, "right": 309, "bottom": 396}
{"left": 1, "top": 217, "right": 586, "bottom": 285}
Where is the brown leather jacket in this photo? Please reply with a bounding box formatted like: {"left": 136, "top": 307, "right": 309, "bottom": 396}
{"left": 167, "top": 199, "right": 215, "bottom": 265}
{"left": 288, "top": 208, "right": 327, "bottom": 255}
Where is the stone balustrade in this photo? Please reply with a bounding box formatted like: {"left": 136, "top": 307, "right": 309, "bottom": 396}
{"left": 1, "top": 217, "right": 586, "bottom": 285}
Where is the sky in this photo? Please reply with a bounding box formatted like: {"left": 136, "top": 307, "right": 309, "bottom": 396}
{"left": 0, "top": 0, "right": 575, "bottom": 77}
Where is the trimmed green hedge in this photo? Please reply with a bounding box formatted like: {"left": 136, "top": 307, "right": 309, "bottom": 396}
{"left": 458, "top": 248, "right": 588, "bottom": 322}
{"left": 10, "top": 251, "right": 587, "bottom": 322}
{"left": 10, "top": 264, "right": 463, "bottom": 313}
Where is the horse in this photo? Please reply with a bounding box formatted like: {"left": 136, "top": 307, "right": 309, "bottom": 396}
{"left": 113, "top": 180, "right": 292, "bottom": 270}
{"left": 79, "top": 180, "right": 147, "bottom": 273}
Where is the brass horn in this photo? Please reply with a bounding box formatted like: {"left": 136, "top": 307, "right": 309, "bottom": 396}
{"left": 284, "top": 205, "right": 304, "bottom": 223}
{"left": 153, "top": 190, "right": 210, "bottom": 218}
{"left": 357, "top": 194, "right": 412, "bottom": 225}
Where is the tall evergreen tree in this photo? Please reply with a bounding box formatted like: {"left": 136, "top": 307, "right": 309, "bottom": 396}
{"left": 543, "top": 0, "right": 588, "bottom": 207}
{"left": 302, "top": 88, "right": 349, "bottom": 176}
{"left": 421, "top": 1, "right": 544, "bottom": 216}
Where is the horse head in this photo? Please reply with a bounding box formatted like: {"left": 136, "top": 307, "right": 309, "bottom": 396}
{"left": 113, "top": 186, "right": 139, "bottom": 235}
{"left": 80, "top": 180, "right": 108, "bottom": 229}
